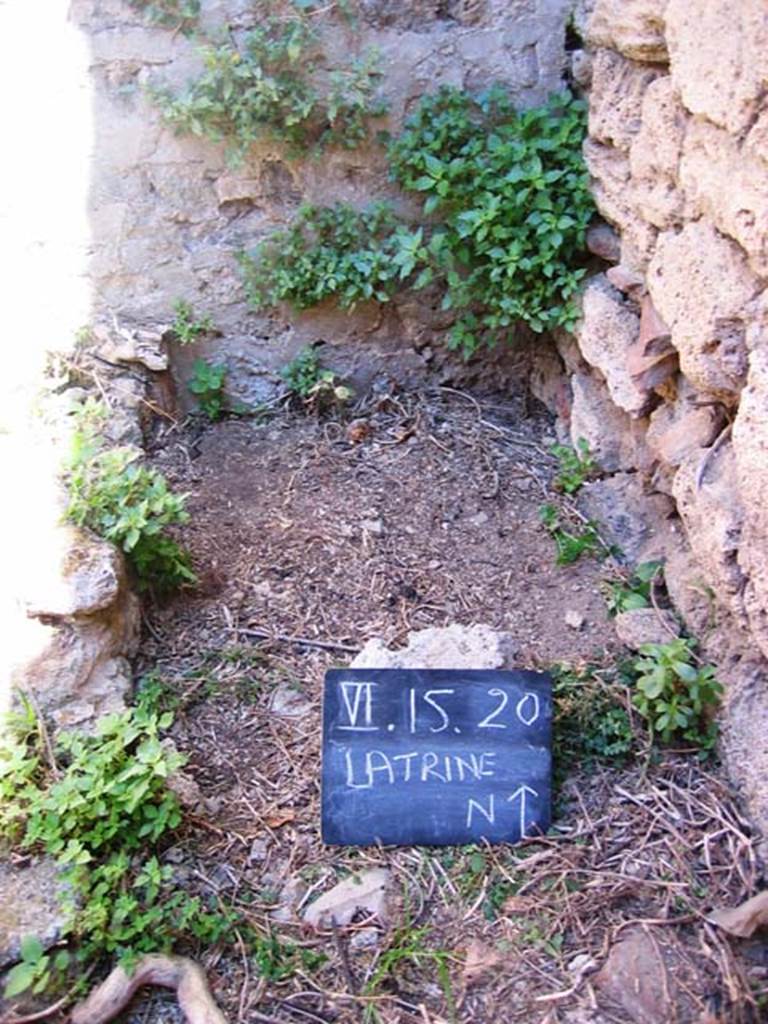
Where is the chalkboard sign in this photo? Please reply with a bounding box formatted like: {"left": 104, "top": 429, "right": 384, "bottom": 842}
{"left": 321, "top": 668, "right": 552, "bottom": 847}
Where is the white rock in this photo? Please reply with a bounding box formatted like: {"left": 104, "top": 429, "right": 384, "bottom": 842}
{"left": 352, "top": 624, "right": 517, "bottom": 671}
{"left": 0, "top": 859, "right": 68, "bottom": 968}
{"left": 565, "top": 610, "right": 585, "bottom": 630}
{"left": 614, "top": 608, "right": 679, "bottom": 650}
{"left": 302, "top": 868, "right": 391, "bottom": 928}
{"left": 269, "top": 682, "right": 311, "bottom": 718}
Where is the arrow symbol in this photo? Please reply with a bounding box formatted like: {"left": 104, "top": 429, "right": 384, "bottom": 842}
{"left": 507, "top": 784, "right": 539, "bottom": 839}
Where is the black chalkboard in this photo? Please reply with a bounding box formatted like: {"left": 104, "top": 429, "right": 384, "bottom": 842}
{"left": 321, "top": 668, "right": 552, "bottom": 847}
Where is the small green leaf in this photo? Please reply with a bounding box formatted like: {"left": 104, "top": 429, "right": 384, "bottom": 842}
{"left": 20, "top": 936, "right": 44, "bottom": 962}
{"left": 4, "top": 962, "right": 36, "bottom": 998}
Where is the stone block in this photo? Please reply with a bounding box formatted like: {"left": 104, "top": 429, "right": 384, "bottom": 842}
{"left": 647, "top": 221, "right": 762, "bottom": 400}
{"left": 646, "top": 389, "right": 725, "bottom": 468}
{"left": 625, "top": 293, "right": 678, "bottom": 391}
{"left": 614, "top": 607, "right": 679, "bottom": 649}
{"left": 606, "top": 264, "right": 644, "bottom": 293}
{"left": 587, "top": 0, "right": 668, "bottom": 62}
{"left": 527, "top": 343, "right": 572, "bottom": 422}
{"left": 569, "top": 372, "right": 650, "bottom": 472}
{"left": 734, "top": 346, "right": 768, "bottom": 659}
{"left": 720, "top": 657, "right": 768, "bottom": 863}
{"left": 584, "top": 140, "right": 659, "bottom": 270}
{"left": 579, "top": 472, "right": 676, "bottom": 563}
{"left": 680, "top": 117, "right": 768, "bottom": 278}
{"left": 589, "top": 49, "right": 663, "bottom": 152}
{"left": 672, "top": 441, "right": 746, "bottom": 620}
{"left": 661, "top": 541, "right": 717, "bottom": 639}
{"left": 0, "top": 859, "right": 68, "bottom": 969}
{"left": 628, "top": 76, "right": 686, "bottom": 229}
{"left": 22, "top": 527, "right": 125, "bottom": 619}
{"left": 666, "top": 0, "right": 768, "bottom": 135}
{"left": 586, "top": 222, "right": 621, "bottom": 262}
{"left": 576, "top": 275, "right": 652, "bottom": 417}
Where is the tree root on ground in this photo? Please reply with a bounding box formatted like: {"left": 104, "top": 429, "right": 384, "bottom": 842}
{"left": 70, "top": 954, "right": 227, "bottom": 1024}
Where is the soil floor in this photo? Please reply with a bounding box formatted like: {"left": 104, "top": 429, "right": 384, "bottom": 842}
{"left": 116, "top": 387, "right": 765, "bottom": 1023}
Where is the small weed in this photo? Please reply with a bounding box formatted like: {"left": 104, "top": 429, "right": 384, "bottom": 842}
{"left": 170, "top": 300, "right": 214, "bottom": 345}
{"left": 482, "top": 879, "right": 519, "bottom": 921}
{"left": 551, "top": 663, "right": 634, "bottom": 788}
{"left": 215, "top": 644, "right": 269, "bottom": 668}
{"left": 188, "top": 358, "right": 227, "bottom": 420}
{"left": 605, "top": 559, "right": 664, "bottom": 616}
{"left": 539, "top": 504, "right": 603, "bottom": 565}
{"left": 74, "top": 324, "right": 92, "bottom": 347}
{"left": 364, "top": 918, "right": 454, "bottom": 1024}
{"left": 551, "top": 438, "right": 596, "bottom": 494}
{"left": 251, "top": 931, "right": 309, "bottom": 982}
{"left": 518, "top": 919, "right": 564, "bottom": 959}
{"left": 65, "top": 405, "right": 195, "bottom": 594}
{"left": 3, "top": 937, "right": 69, "bottom": 999}
{"left": 0, "top": 697, "right": 197, "bottom": 982}
{"left": 280, "top": 347, "right": 352, "bottom": 412}
{"left": 127, "top": 0, "right": 199, "bottom": 34}
{"left": 451, "top": 846, "right": 488, "bottom": 902}
{"left": 0, "top": 693, "right": 323, "bottom": 999}
{"left": 135, "top": 671, "right": 182, "bottom": 715}
{"left": 151, "top": 17, "right": 386, "bottom": 162}
{"left": 631, "top": 638, "right": 723, "bottom": 754}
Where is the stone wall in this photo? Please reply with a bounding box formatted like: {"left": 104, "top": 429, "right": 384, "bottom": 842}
{"left": 567, "top": 0, "right": 768, "bottom": 837}
{"left": 70, "top": 0, "right": 572, "bottom": 406}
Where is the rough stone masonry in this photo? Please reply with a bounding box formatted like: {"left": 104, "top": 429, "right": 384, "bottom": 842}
{"left": 563, "top": 0, "right": 768, "bottom": 842}
{"left": 70, "top": 0, "right": 573, "bottom": 406}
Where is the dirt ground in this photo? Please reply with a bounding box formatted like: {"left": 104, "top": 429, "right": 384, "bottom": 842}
{"left": 125, "top": 386, "right": 765, "bottom": 1024}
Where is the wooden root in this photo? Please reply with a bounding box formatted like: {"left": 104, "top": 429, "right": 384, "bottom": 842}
{"left": 69, "top": 954, "right": 227, "bottom": 1024}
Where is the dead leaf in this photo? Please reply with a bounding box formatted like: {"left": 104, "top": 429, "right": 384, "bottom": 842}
{"left": 708, "top": 890, "right": 768, "bottom": 938}
{"left": 264, "top": 808, "right": 296, "bottom": 828}
{"left": 302, "top": 868, "right": 391, "bottom": 928}
{"left": 346, "top": 418, "right": 372, "bottom": 443}
{"left": 503, "top": 894, "right": 536, "bottom": 915}
{"left": 462, "top": 939, "right": 502, "bottom": 987}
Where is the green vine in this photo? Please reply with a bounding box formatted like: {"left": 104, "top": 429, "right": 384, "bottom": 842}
{"left": 150, "top": 12, "right": 386, "bottom": 161}
{"left": 239, "top": 87, "right": 593, "bottom": 354}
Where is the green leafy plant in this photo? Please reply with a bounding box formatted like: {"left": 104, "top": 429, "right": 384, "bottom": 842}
{"left": 150, "top": 18, "right": 386, "bottom": 162}
{"left": 249, "top": 930, "right": 326, "bottom": 982}
{"left": 539, "top": 504, "right": 603, "bottom": 565}
{"left": 280, "top": 347, "right": 352, "bottom": 411}
{"left": 65, "top": 410, "right": 195, "bottom": 593}
{"left": 240, "top": 203, "right": 407, "bottom": 311}
{"left": 551, "top": 437, "right": 595, "bottom": 494}
{"left": 188, "top": 358, "right": 227, "bottom": 420}
{"left": 605, "top": 560, "right": 664, "bottom": 616}
{"left": 0, "top": 697, "right": 201, "bottom": 981}
{"left": 127, "top": 0, "right": 200, "bottom": 34}
{"left": 240, "top": 87, "right": 592, "bottom": 355}
{"left": 551, "top": 663, "right": 634, "bottom": 787}
{"left": 0, "top": 692, "right": 316, "bottom": 997}
{"left": 3, "top": 937, "right": 69, "bottom": 999}
{"left": 631, "top": 638, "right": 723, "bottom": 753}
{"left": 363, "top": 918, "right": 454, "bottom": 1024}
{"left": 388, "top": 86, "right": 593, "bottom": 351}
{"left": 170, "top": 300, "right": 214, "bottom": 345}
